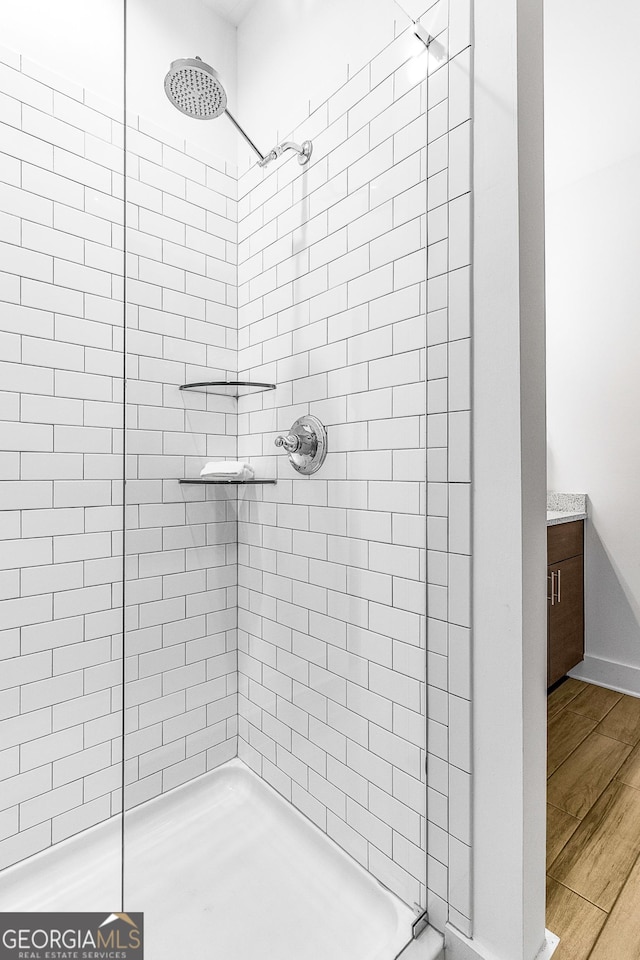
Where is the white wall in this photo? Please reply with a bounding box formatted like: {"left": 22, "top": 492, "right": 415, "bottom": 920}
{"left": 545, "top": 0, "right": 640, "bottom": 688}
{"left": 468, "top": 0, "right": 548, "bottom": 957}
{"left": 2, "top": 0, "right": 124, "bottom": 101}
{"left": 2, "top": 0, "right": 237, "bottom": 163}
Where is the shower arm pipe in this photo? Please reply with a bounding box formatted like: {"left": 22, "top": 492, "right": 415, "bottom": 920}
{"left": 223, "top": 109, "right": 312, "bottom": 169}
{"left": 224, "top": 108, "right": 267, "bottom": 163}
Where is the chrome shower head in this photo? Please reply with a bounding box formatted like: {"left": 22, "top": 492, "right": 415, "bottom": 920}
{"left": 164, "top": 56, "right": 313, "bottom": 169}
{"left": 164, "top": 57, "right": 227, "bottom": 120}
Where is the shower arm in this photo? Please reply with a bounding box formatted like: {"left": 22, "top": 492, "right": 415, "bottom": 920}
{"left": 224, "top": 110, "right": 313, "bottom": 169}
{"left": 224, "top": 109, "right": 267, "bottom": 163}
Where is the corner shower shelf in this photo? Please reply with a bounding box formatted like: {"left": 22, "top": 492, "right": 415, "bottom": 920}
{"left": 179, "top": 478, "right": 277, "bottom": 485}
{"left": 179, "top": 381, "right": 276, "bottom": 486}
{"left": 179, "top": 380, "right": 276, "bottom": 398}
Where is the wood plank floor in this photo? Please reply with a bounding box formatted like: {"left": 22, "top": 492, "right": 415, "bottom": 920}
{"left": 547, "top": 679, "right": 640, "bottom": 959}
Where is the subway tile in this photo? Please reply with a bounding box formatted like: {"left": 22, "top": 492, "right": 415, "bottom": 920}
{"left": 21, "top": 727, "right": 84, "bottom": 772}
{"left": 0, "top": 38, "right": 472, "bottom": 912}
{"left": 54, "top": 147, "right": 112, "bottom": 191}
{"left": 347, "top": 797, "right": 393, "bottom": 857}
{"left": 0, "top": 821, "right": 51, "bottom": 871}
{"left": 370, "top": 219, "right": 422, "bottom": 269}
{"left": 0, "top": 62, "right": 52, "bottom": 112}
{"left": 370, "top": 723, "right": 422, "bottom": 779}
{"left": 449, "top": 48, "right": 472, "bottom": 129}
{"left": 370, "top": 783, "right": 421, "bottom": 844}
{"left": 348, "top": 682, "right": 394, "bottom": 730}
{"left": 22, "top": 672, "right": 84, "bottom": 713}
{"left": 327, "top": 811, "right": 368, "bottom": 867}
{"left": 449, "top": 121, "right": 471, "bottom": 200}
{"left": 52, "top": 794, "right": 110, "bottom": 844}
{"left": 449, "top": 194, "right": 471, "bottom": 271}
{"left": 0, "top": 806, "right": 18, "bottom": 842}
{"left": 394, "top": 113, "right": 427, "bottom": 166}
{"left": 327, "top": 127, "right": 370, "bottom": 180}
{"left": 348, "top": 76, "right": 393, "bottom": 136}
{"left": 0, "top": 594, "right": 52, "bottom": 631}
{"left": 449, "top": 837, "right": 471, "bottom": 918}
{"left": 308, "top": 770, "right": 345, "bottom": 818}
{"left": 448, "top": 267, "right": 471, "bottom": 341}
{"left": 328, "top": 186, "right": 369, "bottom": 233}
{"left": 370, "top": 86, "right": 422, "bottom": 148}
{"left": 53, "top": 690, "right": 111, "bottom": 731}
{"left": 371, "top": 152, "right": 421, "bottom": 209}
{"left": 348, "top": 139, "right": 394, "bottom": 193}
{"left": 328, "top": 67, "right": 371, "bottom": 124}
{"left": 449, "top": 411, "right": 471, "bottom": 482}
{"left": 20, "top": 782, "right": 82, "bottom": 830}
{"left": 348, "top": 264, "right": 394, "bottom": 308}
{"left": 2, "top": 765, "right": 52, "bottom": 810}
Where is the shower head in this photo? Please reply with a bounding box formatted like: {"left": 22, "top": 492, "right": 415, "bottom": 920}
{"left": 164, "top": 57, "right": 313, "bottom": 169}
{"left": 164, "top": 57, "right": 227, "bottom": 120}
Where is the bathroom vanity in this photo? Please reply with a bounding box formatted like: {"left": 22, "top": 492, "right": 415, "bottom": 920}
{"left": 547, "top": 498, "right": 587, "bottom": 687}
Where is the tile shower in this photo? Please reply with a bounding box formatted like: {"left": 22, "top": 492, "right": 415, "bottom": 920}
{"left": 0, "top": 0, "right": 472, "bottom": 956}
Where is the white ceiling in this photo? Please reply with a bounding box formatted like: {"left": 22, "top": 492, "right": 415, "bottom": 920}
{"left": 202, "top": 0, "right": 259, "bottom": 26}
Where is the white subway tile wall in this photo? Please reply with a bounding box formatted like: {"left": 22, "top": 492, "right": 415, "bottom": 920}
{"left": 232, "top": 0, "right": 473, "bottom": 931}
{"left": 0, "top": 0, "right": 473, "bottom": 937}
{"left": 0, "top": 49, "right": 126, "bottom": 871}
{"left": 232, "top": 2, "right": 472, "bottom": 922}
{"left": 426, "top": 0, "right": 473, "bottom": 938}
{"left": 122, "top": 108, "right": 239, "bottom": 810}
{"left": 0, "top": 48, "right": 239, "bottom": 867}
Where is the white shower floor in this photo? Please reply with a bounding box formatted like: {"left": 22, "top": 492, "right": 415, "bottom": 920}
{"left": 0, "top": 759, "right": 415, "bottom": 960}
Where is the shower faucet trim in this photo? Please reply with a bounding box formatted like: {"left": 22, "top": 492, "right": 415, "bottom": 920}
{"left": 274, "top": 416, "right": 327, "bottom": 475}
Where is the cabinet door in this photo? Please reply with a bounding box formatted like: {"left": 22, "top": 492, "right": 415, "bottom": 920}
{"left": 547, "top": 520, "right": 584, "bottom": 566}
{"left": 548, "top": 554, "right": 584, "bottom": 686}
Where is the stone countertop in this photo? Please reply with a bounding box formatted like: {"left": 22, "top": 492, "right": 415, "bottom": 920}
{"left": 546, "top": 492, "right": 588, "bottom": 527}
{"left": 547, "top": 509, "right": 588, "bottom": 526}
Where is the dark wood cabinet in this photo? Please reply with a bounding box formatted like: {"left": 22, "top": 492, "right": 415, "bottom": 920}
{"left": 547, "top": 521, "right": 584, "bottom": 687}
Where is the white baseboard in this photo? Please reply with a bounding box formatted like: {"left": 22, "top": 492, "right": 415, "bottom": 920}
{"left": 536, "top": 930, "right": 560, "bottom": 959}
{"left": 570, "top": 655, "right": 640, "bottom": 698}
{"left": 443, "top": 926, "right": 558, "bottom": 960}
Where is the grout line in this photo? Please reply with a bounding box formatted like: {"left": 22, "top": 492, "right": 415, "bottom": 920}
{"left": 547, "top": 744, "right": 631, "bottom": 824}
{"left": 585, "top": 844, "right": 640, "bottom": 958}
{"left": 547, "top": 875, "right": 608, "bottom": 915}
{"left": 547, "top": 685, "right": 640, "bottom": 952}
{"left": 546, "top": 723, "right": 596, "bottom": 780}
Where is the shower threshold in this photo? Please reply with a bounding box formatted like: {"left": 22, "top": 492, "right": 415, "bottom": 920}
{"left": 0, "top": 758, "right": 415, "bottom": 960}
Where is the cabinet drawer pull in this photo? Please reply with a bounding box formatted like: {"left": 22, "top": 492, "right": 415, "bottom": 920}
{"left": 556, "top": 569, "right": 561, "bottom": 603}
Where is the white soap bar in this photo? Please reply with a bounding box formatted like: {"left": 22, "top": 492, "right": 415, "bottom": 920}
{"left": 200, "top": 460, "right": 255, "bottom": 479}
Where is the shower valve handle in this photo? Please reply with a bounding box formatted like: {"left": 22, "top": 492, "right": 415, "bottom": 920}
{"left": 275, "top": 432, "right": 302, "bottom": 454}
{"left": 273, "top": 416, "right": 328, "bottom": 475}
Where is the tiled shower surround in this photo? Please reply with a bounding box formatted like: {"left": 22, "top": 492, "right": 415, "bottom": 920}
{"left": 123, "top": 110, "right": 239, "bottom": 809}
{"left": 235, "top": 8, "right": 473, "bottom": 929}
{"left": 0, "top": 0, "right": 472, "bottom": 940}
{"left": 0, "top": 48, "right": 238, "bottom": 864}
{"left": 235, "top": 42, "right": 432, "bottom": 909}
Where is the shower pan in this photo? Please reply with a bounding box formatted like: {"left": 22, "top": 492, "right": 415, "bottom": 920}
{"left": 0, "top": 1, "right": 440, "bottom": 957}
